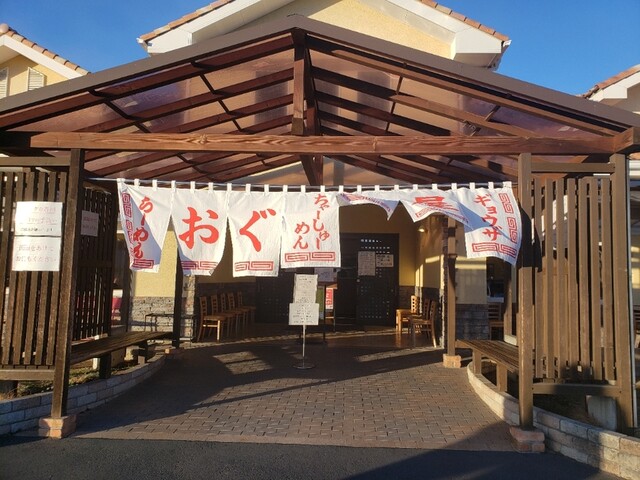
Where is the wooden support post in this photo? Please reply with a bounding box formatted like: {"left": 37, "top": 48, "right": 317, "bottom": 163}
{"left": 517, "top": 152, "right": 535, "bottom": 430}
{"left": 172, "top": 249, "right": 183, "bottom": 349}
{"left": 443, "top": 216, "right": 460, "bottom": 368}
{"left": 610, "top": 153, "right": 635, "bottom": 432}
{"left": 45, "top": 149, "right": 84, "bottom": 437}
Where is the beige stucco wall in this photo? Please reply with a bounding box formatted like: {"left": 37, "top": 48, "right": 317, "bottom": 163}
{"left": 0, "top": 55, "right": 67, "bottom": 96}
{"left": 454, "top": 221, "right": 487, "bottom": 304}
{"left": 417, "top": 215, "right": 442, "bottom": 291}
{"left": 245, "top": 0, "right": 449, "bottom": 58}
{"left": 132, "top": 233, "right": 178, "bottom": 297}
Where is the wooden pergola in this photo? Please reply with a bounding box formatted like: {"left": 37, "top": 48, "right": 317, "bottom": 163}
{"left": 1, "top": 16, "right": 639, "bottom": 437}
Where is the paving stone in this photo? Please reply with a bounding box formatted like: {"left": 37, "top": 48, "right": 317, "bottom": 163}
{"left": 72, "top": 329, "right": 514, "bottom": 451}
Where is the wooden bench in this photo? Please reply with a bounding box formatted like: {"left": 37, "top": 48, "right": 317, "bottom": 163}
{"left": 456, "top": 339, "right": 519, "bottom": 392}
{"left": 71, "top": 331, "right": 171, "bottom": 378}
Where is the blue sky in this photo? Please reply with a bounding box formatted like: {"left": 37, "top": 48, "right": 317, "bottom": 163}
{"left": 1, "top": 0, "right": 638, "bottom": 95}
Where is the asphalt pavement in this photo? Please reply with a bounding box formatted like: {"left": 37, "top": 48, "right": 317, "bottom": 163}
{"left": 0, "top": 434, "right": 622, "bottom": 480}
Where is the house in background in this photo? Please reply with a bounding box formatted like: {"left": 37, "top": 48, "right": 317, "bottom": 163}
{"left": 584, "top": 65, "right": 640, "bottom": 313}
{"left": 0, "top": 23, "right": 88, "bottom": 98}
{"left": 122, "top": 0, "right": 514, "bottom": 339}
{"left": 138, "top": 0, "right": 510, "bottom": 69}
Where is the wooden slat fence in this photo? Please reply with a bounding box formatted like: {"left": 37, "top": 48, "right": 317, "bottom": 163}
{"left": 73, "top": 187, "right": 117, "bottom": 341}
{"left": 0, "top": 165, "right": 116, "bottom": 379}
{"left": 529, "top": 175, "right": 618, "bottom": 384}
{"left": 0, "top": 170, "right": 67, "bottom": 374}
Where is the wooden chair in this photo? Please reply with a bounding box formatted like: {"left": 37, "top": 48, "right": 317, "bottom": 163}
{"left": 237, "top": 291, "right": 256, "bottom": 324}
{"left": 226, "top": 292, "right": 249, "bottom": 333}
{"left": 396, "top": 295, "right": 419, "bottom": 334}
{"left": 488, "top": 302, "right": 503, "bottom": 340}
{"left": 409, "top": 298, "right": 437, "bottom": 347}
{"left": 218, "top": 293, "right": 243, "bottom": 335}
{"left": 197, "top": 296, "right": 228, "bottom": 342}
{"left": 209, "top": 295, "right": 237, "bottom": 336}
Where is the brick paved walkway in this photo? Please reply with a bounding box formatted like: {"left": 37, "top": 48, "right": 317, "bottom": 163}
{"left": 73, "top": 329, "right": 514, "bottom": 451}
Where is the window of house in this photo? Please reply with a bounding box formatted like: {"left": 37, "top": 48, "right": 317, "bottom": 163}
{"left": 0, "top": 68, "right": 8, "bottom": 98}
{"left": 27, "top": 67, "right": 45, "bottom": 91}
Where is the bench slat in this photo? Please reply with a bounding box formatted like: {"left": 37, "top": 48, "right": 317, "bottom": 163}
{"left": 71, "top": 332, "right": 170, "bottom": 365}
{"left": 457, "top": 339, "right": 519, "bottom": 372}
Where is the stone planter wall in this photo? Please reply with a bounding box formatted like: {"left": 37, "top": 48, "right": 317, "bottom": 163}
{"left": 466, "top": 362, "right": 640, "bottom": 479}
{"left": 0, "top": 354, "right": 165, "bottom": 436}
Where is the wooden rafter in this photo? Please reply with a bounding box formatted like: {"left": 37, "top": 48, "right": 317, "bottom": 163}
{"left": 81, "top": 69, "right": 294, "bottom": 133}
{"left": 314, "top": 67, "right": 541, "bottom": 138}
{"left": 306, "top": 35, "right": 623, "bottom": 137}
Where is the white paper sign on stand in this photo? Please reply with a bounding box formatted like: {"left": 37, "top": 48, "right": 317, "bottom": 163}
{"left": 288, "top": 302, "right": 320, "bottom": 326}
{"left": 293, "top": 274, "right": 318, "bottom": 303}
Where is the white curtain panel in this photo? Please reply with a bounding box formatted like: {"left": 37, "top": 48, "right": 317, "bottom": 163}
{"left": 170, "top": 186, "right": 229, "bottom": 275}
{"left": 281, "top": 191, "right": 341, "bottom": 269}
{"left": 228, "top": 190, "right": 285, "bottom": 277}
{"left": 117, "top": 179, "right": 173, "bottom": 273}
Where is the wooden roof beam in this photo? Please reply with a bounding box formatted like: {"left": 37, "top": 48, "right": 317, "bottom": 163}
{"left": 292, "top": 31, "right": 322, "bottom": 186}
{"left": 32, "top": 132, "right": 615, "bottom": 156}
{"left": 613, "top": 127, "right": 640, "bottom": 154}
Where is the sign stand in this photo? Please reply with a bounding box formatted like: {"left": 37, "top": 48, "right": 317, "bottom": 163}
{"left": 293, "top": 324, "right": 315, "bottom": 370}
{"left": 290, "top": 274, "right": 319, "bottom": 370}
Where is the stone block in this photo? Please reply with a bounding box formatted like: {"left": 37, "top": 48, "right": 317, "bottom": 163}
{"left": 619, "top": 436, "right": 640, "bottom": 455}
{"left": 442, "top": 354, "right": 461, "bottom": 368}
{"left": 560, "top": 418, "right": 588, "bottom": 438}
{"left": 588, "top": 428, "right": 621, "bottom": 449}
{"left": 0, "top": 409, "right": 25, "bottom": 426}
{"left": 38, "top": 415, "right": 77, "bottom": 438}
{"left": 509, "top": 426, "right": 545, "bottom": 453}
{"left": 10, "top": 395, "right": 41, "bottom": 412}
{"left": 0, "top": 400, "right": 12, "bottom": 415}
{"left": 535, "top": 409, "right": 561, "bottom": 430}
{"left": 560, "top": 444, "right": 588, "bottom": 463}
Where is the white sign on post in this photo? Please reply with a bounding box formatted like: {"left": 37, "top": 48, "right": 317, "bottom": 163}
{"left": 81, "top": 210, "right": 99, "bottom": 237}
{"left": 288, "top": 302, "right": 320, "bottom": 326}
{"left": 12, "top": 201, "right": 63, "bottom": 272}
{"left": 11, "top": 236, "right": 61, "bottom": 271}
{"left": 14, "top": 202, "right": 63, "bottom": 236}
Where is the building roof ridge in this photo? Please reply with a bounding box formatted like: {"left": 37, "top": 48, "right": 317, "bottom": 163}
{"left": 582, "top": 64, "right": 640, "bottom": 98}
{"left": 138, "top": 0, "right": 509, "bottom": 44}
{"left": 0, "top": 23, "right": 89, "bottom": 75}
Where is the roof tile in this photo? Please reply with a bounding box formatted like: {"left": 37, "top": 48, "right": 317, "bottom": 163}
{"left": 138, "top": 0, "right": 510, "bottom": 44}
{"left": 0, "top": 24, "right": 89, "bottom": 75}
{"left": 583, "top": 64, "right": 640, "bottom": 98}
